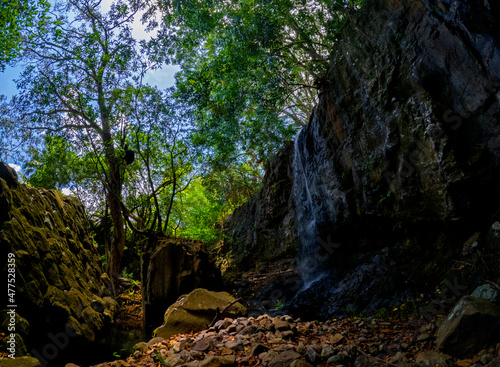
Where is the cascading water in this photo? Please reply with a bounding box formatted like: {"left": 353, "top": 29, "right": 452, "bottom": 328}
{"left": 291, "top": 128, "right": 328, "bottom": 291}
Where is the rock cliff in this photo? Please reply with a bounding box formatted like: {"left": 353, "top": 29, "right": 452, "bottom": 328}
{"left": 224, "top": 0, "right": 500, "bottom": 319}
{"left": 0, "top": 162, "right": 116, "bottom": 364}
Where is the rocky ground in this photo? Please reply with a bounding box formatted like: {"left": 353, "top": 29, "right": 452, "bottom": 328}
{"left": 91, "top": 312, "right": 500, "bottom": 367}
{"left": 84, "top": 269, "right": 500, "bottom": 367}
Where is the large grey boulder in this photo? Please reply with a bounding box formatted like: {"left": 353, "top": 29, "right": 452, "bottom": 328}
{"left": 436, "top": 296, "right": 500, "bottom": 357}
{"left": 153, "top": 288, "right": 246, "bottom": 340}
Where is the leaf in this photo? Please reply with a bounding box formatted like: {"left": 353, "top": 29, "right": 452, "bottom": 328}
{"left": 456, "top": 356, "right": 480, "bottom": 367}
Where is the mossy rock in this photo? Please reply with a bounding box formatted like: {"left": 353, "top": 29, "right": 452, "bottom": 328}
{"left": 0, "top": 356, "right": 41, "bottom": 367}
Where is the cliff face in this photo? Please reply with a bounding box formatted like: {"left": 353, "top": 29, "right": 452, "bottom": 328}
{"left": 0, "top": 163, "right": 116, "bottom": 362}
{"left": 224, "top": 0, "right": 500, "bottom": 318}
{"left": 223, "top": 143, "right": 297, "bottom": 270}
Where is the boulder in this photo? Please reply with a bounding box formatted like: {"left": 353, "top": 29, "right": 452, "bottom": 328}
{"left": 153, "top": 288, "right": 246, "bottom": 339}
{"left": 436, "top": 296, "right": 500, "bottom": 357}
{"left": 141, "top": 238, "right": 222, "bottom": 331}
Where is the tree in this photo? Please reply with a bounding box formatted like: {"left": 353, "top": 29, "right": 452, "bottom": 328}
{"left": 150, "top": 0, "right": 362, "bottom": 164}
{"left": 13, "top": 0, "right": 153, "bottom": 288}
{"left": 0, "top": 0, "right": 50, "bottom": 70}
{"left": 23, "top": 134, "right": 80, "bottom": 190}
{"left": 120, "top": 86, "right": 195, "bottom": 241}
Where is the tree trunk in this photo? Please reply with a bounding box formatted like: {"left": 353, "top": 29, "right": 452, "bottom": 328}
{"left": 106, "top": 190, "right": 125, "bottom": 291}
{"left": 101, "top": 108, "right": 125, "bottom": 291}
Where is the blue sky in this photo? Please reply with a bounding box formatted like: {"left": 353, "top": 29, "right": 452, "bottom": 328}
{"left": 0, "top": 64, "right": 180, "bottom": 99}
{"left": 0, "top": 0, "right": 180, "bottom": 99}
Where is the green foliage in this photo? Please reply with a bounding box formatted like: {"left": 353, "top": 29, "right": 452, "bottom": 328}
{"left": 273, "top": 299, "right": 285, "bottom": 310}
{"left": 0, "top": 0, "right": 50, "bottom": 70}
{"left": 202, "top": 160, "right": 263, "bottom": 212}
{"left": 374, "top": 307, "right": 388, "bottom": 319}
{"left": 344, "top": 303, "right": 365, "bottom": 319}
{"left": 170, "top": 179, "right": 225, "bottom": 246}
{"left": 154, "top": 350, "right": 168, "bottom": 367}
{"left": 23, "top": 135, "right": 81, "bottom": 190}
{"left": 150, "top": 0, "right": 363, "bottom": 164}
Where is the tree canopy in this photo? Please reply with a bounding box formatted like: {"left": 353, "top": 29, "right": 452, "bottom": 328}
{"left": 0, "top": 0, "right": 50, "bottom": 70}
{"left": 152, "top": 0, "right": 362, "bottom": 164}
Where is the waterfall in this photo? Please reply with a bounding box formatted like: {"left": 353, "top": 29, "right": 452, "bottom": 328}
{"left": 292, "top": 128, "right": 327, "bottom": 290}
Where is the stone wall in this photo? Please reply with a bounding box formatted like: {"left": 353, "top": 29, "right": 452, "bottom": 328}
{"left": 0, "top": 162, "right": 116, "bottom": 363}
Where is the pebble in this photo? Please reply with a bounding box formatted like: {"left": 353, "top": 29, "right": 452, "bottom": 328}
{"left": 147, "top": 336, "right": 164, "bottom": 346}
{"left": 224, "top": 339, "right": 243, "bottom": 351}
{"left": 132, "top": 342, "right": 149, "bottom": 353}
{"left": 269, "top": 350, "right": 301, "bottom": 367}
{"left": 250, "top": 343, "right": 269, "bottom": 356}
{"left": 417, "top": 332, "right": 430, "bottom": 341}
{"left": 306, "top": 348, "right": 319, "bottom": 363}
{"left": 320, "top": 344, "right": 335, "bottom": 358}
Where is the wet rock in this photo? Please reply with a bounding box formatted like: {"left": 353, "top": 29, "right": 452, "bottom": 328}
{"left": 436, "top": 296, "right": 500, "bottom": 357}
{"left": 472, "top": 284, "right": 500, "bottom": 304}
{"left": 154, "top": 289, "right": 246, "bottom": 340}
{"left": 223, "top": 0, "right": 500, "bottom": 321}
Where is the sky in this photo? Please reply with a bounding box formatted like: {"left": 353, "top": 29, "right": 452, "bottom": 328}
{"left": 0, "top": 0, "right": 180, "bottom": 98}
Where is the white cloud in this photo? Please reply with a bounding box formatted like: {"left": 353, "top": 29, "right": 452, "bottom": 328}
{"left": 144, "top": 65, "right": 180, "bottom": 89}
{"left": 61, "top": 188, "right": 72, "bottom": 196}
{"left": 7, "top": 164, "right": 21, "bottom": 172}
